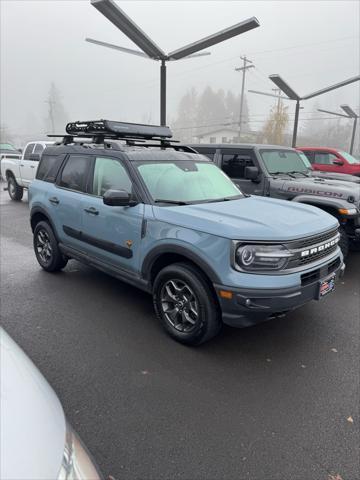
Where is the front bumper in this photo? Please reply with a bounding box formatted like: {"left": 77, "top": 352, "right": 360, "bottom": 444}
{"left": 215, "top": 259, "right": 345, "bottom": 328}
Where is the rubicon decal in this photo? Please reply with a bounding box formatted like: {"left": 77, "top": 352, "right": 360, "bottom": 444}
{"left": 287, "top": 187, "right": 343, "bottom": 197}
{"left": 301, "top": 238, "right": 338, "bottom": 257}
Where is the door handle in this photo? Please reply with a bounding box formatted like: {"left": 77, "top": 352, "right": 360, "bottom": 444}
{"left": 49, "top": 197, "right": 59, "bottom": 205}
{"left": 30, "top": 165, "right": 35, "bottom": 168}
{"left": 20, "top": 164, "right": 24, "bottom": 167}
{"left": 84, "top": 207, "right": 99, "bottom": 215}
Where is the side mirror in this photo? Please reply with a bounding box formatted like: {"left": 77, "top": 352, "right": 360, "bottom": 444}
{"left": 245, "top": 166, "right": 259, "bottom": 181}
{"left": 332, "top": 159, "right": 344, "bottom": 166}
{"left": 103, "top": 189, "right": 137, "bottom": 207}
{"left": 29, "top": 153, "right": 41, "bottom": 161}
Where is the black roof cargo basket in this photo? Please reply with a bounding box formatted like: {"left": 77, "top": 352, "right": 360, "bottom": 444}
{"left": 47, "top": 119, "right": 197, "bottom": 153}
{"left": 65, "top": 119, "right": 172, "bottom": 140}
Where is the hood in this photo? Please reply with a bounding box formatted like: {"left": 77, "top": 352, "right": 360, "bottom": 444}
{"left": 0, "top": 329, "right": 65, "bottom": 480}
{"left": 277, "top": 175, "right": 360, "bottom": 203}
{"left": 153, "top": 196, "right": 338, "bottom": 241}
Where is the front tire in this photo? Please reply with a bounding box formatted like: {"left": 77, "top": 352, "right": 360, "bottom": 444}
{"left": 33, "top": 221, "right": 68, "bottom": 272}
{"left": 338, "top": 226, "right": 349, "bottom": 259}
{"left": 153, "top": 262, "right": 222, "bottom": 346}
{"left": 8, "top": 176, "right": 23, "bottom": 201}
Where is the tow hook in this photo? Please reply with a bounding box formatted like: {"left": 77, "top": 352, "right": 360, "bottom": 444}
{"left": 340, "top": 263, "right": 346, "bottom": 278}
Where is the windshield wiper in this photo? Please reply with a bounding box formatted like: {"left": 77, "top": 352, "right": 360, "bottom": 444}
{"left": 191, "top": 195, "right": 245, "bottom": 204}
{"left": 287, "top": 170, "right": 310, "bottom": 177}
{"left": 154, "top": 199, "right": 189, "bottom": 205}
{"left": 271, "top": 171, "right": 296, "bottom": 178}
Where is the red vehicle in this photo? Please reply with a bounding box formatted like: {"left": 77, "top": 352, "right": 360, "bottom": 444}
{"left": 297, "top": 147, "right": 360, "bottom": 176}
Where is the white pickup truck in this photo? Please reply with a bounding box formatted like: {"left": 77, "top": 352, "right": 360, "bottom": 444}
{"left": 1, "top": 141, "right": 53, "bottom": 201}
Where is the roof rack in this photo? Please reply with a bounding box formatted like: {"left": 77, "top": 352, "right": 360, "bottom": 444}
{"left": 46, "top": 119, "right": 198, "bottom": 153}
{"left": 65, "top": 119, "right": 172, "bottom": 140}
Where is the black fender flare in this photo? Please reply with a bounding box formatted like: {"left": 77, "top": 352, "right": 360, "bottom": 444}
{"left": 141, "top": 244, "right": 222, "bottom": 284}
{"left": 30, "top": 206, "right": 60, "bottom": 240}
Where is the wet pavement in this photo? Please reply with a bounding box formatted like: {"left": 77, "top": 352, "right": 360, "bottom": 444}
{"left": 1, "top": 183, "right": 359, "bottom": 480}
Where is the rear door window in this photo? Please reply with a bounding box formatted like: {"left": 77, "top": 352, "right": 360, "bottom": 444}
{"left": 221, "top": 150, "right": 255, "bottom": 178}
{"left": 36, "top": 154, "right": 66, "bottom": 183}
{"left": 314, "top": 152, "right": 338, "bottom": 165}
{"left": 23, "top": 143, "right": 35, "bottom": 160}
{"left": 193, "top": 148, "right": 216, "bottom": 161}
{"left": 59, "top": 155, "right": 91, "bottom": 192}
{"left": 33, "top": 144, "right": 45, "bottom": 155}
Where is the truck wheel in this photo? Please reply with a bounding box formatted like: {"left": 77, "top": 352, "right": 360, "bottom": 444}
{"left": 153, "top": 262, "right": 222, "bottom": 345}
{"left": 8, "top": 176, "right": 23, "bottom": 201}
{"left": 338, "top": 226, "right": 349, "bottom": 259}
{"left": 33, "top": 221, "right": 68, "bottom": 272}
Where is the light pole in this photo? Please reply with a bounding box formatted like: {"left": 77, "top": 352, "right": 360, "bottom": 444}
{"left": 268, "top": 74, "right": 360, "bottom": 147}
{"left": 318, "top": 105, "right": 359, "bottom": 154}
{"left": 88, "top": 0, "right": 260, "bottom": 126}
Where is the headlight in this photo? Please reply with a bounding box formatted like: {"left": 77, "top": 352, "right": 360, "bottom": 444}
{"left": 234, "top": 243, "right": 292, "bottom": 272}
{"left": 58, "top": 424, "right": 103, "bottom": 480}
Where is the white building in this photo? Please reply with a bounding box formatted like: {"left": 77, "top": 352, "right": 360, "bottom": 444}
{"left": 195, "top": 127, "right": 241, "bottom": 144}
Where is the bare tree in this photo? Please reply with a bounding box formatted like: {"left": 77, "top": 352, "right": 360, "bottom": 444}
{"left": 261, "top": 99, "right": 289, "bottom": 145}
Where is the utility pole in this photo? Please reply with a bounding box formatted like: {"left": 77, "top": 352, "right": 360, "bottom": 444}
{"left": 45, "top": 99, "right": 55, "bottom": 134}
{"left": 272, "top": 88, "right": 281, "bottom": 115}
{"left": 235, "top": 55, "right": 254, "bottom": 141}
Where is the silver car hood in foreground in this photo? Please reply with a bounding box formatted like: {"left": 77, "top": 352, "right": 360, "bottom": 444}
{"left": 0, "top": 328, "right": 66, "bottom": 480}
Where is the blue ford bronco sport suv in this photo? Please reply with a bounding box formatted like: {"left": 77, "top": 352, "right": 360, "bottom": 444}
{"left": 29, "top": 120, "right": 344, "bottom": 345}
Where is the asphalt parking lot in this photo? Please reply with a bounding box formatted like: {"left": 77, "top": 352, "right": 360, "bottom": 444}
{"left": 1, "top": 183, "right": 359, "bottom": 480}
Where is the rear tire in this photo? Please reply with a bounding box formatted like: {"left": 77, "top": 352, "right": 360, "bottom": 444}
{"left": 153, "top": 262, "right": 222, "bottom": 346}
{"left": 33, "top": 221, "right": 68, "bottom": 272}
{"left": 8, "top": 176, "right": 23, "bottom": 201}
{"left": 338, "top": 226, "right": 349, "bottom": 259}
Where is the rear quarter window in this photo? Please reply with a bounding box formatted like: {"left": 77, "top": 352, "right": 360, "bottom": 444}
{"left": 36, "top": 154, "right": 66, "bottom": 183}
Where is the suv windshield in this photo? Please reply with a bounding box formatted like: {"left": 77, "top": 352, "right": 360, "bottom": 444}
{"left": 339, "top": 151, "right": 360, "bottom": 165}
{"left": 260, "top": 149, "right": 310, "bottom": 175}
{"left": 135, "top": 160, "right": 243, "bottom": 204}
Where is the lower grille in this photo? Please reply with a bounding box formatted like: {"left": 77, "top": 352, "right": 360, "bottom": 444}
{"left": 300, "top": 257, "right": 341, "bottom": 287}
{"left": 301, "top": 269, "right": 320, "bottom": 286}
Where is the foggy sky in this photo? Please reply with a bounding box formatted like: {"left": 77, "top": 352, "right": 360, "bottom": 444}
{"left": 1, "top": 0, "right": 359, "bottom": 140}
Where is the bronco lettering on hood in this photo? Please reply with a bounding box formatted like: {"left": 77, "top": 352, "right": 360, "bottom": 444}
{"left": 287, "top": 187, "right": 343, "bottom": 197}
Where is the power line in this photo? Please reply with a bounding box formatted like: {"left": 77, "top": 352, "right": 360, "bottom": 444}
{"left": 247, "top": 35, "right": 359, "bottom": 56}
{"left": 173, "top": 116, "right": 352, "bottom": 130}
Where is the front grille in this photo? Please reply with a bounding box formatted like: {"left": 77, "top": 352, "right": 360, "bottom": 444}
{"left": 297, "top": 244, "right": 338, "bottom": 266}
{"left": 286, "top": 227, "right": 339, "bottom": 270}
{"left": 289, "top": 228, "right": 338, "bottom": 250}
